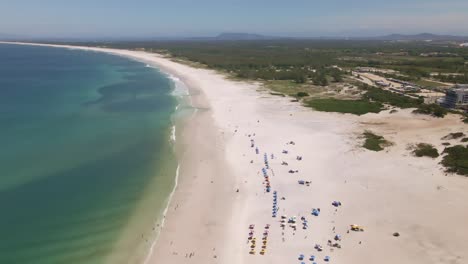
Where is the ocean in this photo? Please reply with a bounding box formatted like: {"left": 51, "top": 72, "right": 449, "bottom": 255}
{"left": 0, "top": 44, "right": 179, "bottom": 264}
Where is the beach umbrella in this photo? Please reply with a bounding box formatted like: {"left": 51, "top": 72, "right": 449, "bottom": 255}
{"left": 309, "top": 255, "right": 315, "bottom": 261}
{"left": 298, "top": 254, "right": 304, "bottom": 260}
{"left": 324, "top": 256, "right": 330, "bottom": 262}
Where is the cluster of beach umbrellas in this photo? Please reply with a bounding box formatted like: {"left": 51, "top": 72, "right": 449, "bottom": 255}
{"left": 298, "top": 253, "right": 330, "bottom": 263}
{"left": 245, "top": 136, "right": 363, "bottom": 262}
{"left": 248, "top": 224, "right": 270, "bottom": 255}
{"left": 264, "top": 153, "right": 270, "bottom": 169}
{"left": 300, "top": 216, "right": 309, "bottom": 230}
{"left": 261, "top": 224, "right": 270, "bottom": 255}
{"left": 248, "top": 224, "right": 256, "bottom": 254}
{"left": 272, "top": 191, "right": 278, "bottom": 217}
{"left": 263, "top": 167, "right": 271, "bottom": 193}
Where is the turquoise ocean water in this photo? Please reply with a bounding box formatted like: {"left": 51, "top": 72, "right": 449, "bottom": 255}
{"left": 0, "top": 44, "right": 179, "bottom": 264}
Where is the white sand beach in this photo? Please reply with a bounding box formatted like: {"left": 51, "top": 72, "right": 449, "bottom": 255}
{"left": 3, "top": 42, "right": 468, "bottom": 264}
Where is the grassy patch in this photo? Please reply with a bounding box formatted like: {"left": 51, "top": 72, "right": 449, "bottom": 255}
{"left": 363, "top": 86, "right": 424, "bottom": 108}
{"left": 269, "top": 92, "right": 285, "bottom": 97}
{"left": 306, "top": 98, "right": 383, "bottom": 115}
{"left": 266, "top": 80, "right": 306, "bottom": 95}
{"left": 412, "top": 143, "right": 439, "bottom": 158}
{"left": 441, "top": 132, "right": 466, "bottom": 140}
{"left": 441, "top": 145, "right": 468, "bottom": 176}
{"left": 413, "top": 79, "right": 448, "bottom": 88}
{"left": 362, "top": 131, "right": 392, "bottom": 151}
{"left": 461, "top": 138, "right": 468, "bottom": 143}
{"left": 413, "top": 104, "right": 448, "bottom": 118}
{"left": 296, "top": 92, "right": 309, "bottom": 98}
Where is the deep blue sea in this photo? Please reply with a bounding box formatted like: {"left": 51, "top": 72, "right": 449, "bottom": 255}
{"left": 0, "top": 44, "right": 178, "bottom": 264}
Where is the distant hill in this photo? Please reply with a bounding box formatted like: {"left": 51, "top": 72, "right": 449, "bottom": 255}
{"left": 372, "top": 33, "right": 468, "bottom": 41}
{"left": 214, "top": 33, "right": 275, "bottom": 40}
{"left": 186, "top": 32, "right": 468, "bottom": 42}
{"left": 187, "top": 33, "right": 283, "bottom": 41}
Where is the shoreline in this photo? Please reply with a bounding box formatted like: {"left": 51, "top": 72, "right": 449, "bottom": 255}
{"left": 2, "top": 41, "right": 468, "bottom": 264}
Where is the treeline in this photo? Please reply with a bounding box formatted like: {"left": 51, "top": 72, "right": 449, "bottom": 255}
{"left": 88, "top": 39, "right": 467, "bottom": 84}
{"left": 435, "top": 73, "right": 468, "bottom": 83}
{"left": 234, "top": 66, "right": 343, "bottom": 85}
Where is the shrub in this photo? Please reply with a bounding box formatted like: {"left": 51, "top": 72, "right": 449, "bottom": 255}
{"left": 412, "top": 143, "right": 439, "bottom": 158}
{"left": 441, "top": 132, "right": 466, "bottom": 140}
{"left": 413, "top": 104, "right": 448, "bottom": 118}
{"left": 306, "top": 99, "right": 383, "bottom": 115}
{"left": 441, "top": 145, "right": 468, "bottom": 176}
{"left": 362, "top": 131, "right": 391, "bottom": 151}
{"left": 296, "top": 92, "right": 309, "bottom": 98}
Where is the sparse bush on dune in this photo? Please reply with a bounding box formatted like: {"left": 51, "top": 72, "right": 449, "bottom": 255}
{"left": 412, "top": 143, "right": 439, "bottom": 158}
{"left": 441, "top": 145, "right": 468, "bottom": 176}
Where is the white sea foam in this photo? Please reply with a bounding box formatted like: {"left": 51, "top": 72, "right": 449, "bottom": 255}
{"left": 166, "top": 73, "right": 189, "bottom": 97}
{"left": 170, "top": 126, "right": 176, "bottom": 142}
{"left": 142, "top": 164, "right": 180, "bottom": 264}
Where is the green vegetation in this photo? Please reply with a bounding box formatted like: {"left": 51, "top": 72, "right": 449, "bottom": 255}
{"left": 363, "top": 86, "right": 424, "bottom": 108}
{"left": 413, "top": 79, "right": 448, "bottom": 88}
{"left": 413, "top": 104, "right": 448, "bottom": 118}
{"left": 270, "top": 92, "right": 285, "bottom": 97}
{"left": 304, "top": 84, "right": 425, "bottom": 115}
{"left": 412, "top": 143, "right": 439, "bottom": 158}
{"left": 306, "top": 98, "right": 383, "bottom": 115}
{"left": 362, "top": 131, "right": 392, "bottom": 151}
{"left": 441, "top": 145, "right": 468, "bottom": 176}
{"left": 461, "top": 138, "right": 468, "bottom": 143}
{"left": 97, "top": 39, "right": 468, "bottom": 85}
{"left": 442, "top": 132, "right": 466, "bottom": 140}
{"left": 83, "top": 40, "right": 467, "bottom": 117}
{"left": 435, "top": 73, "right": 468, "bottom": 84}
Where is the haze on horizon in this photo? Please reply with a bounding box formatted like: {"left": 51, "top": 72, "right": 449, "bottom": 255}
{"left": 1, "top": 0, "right": 468, "bottom": 39}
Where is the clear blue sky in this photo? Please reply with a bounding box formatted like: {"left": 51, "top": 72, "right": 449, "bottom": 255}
{"left": 1, "top": 0, "right": 467, "bottom": 38}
